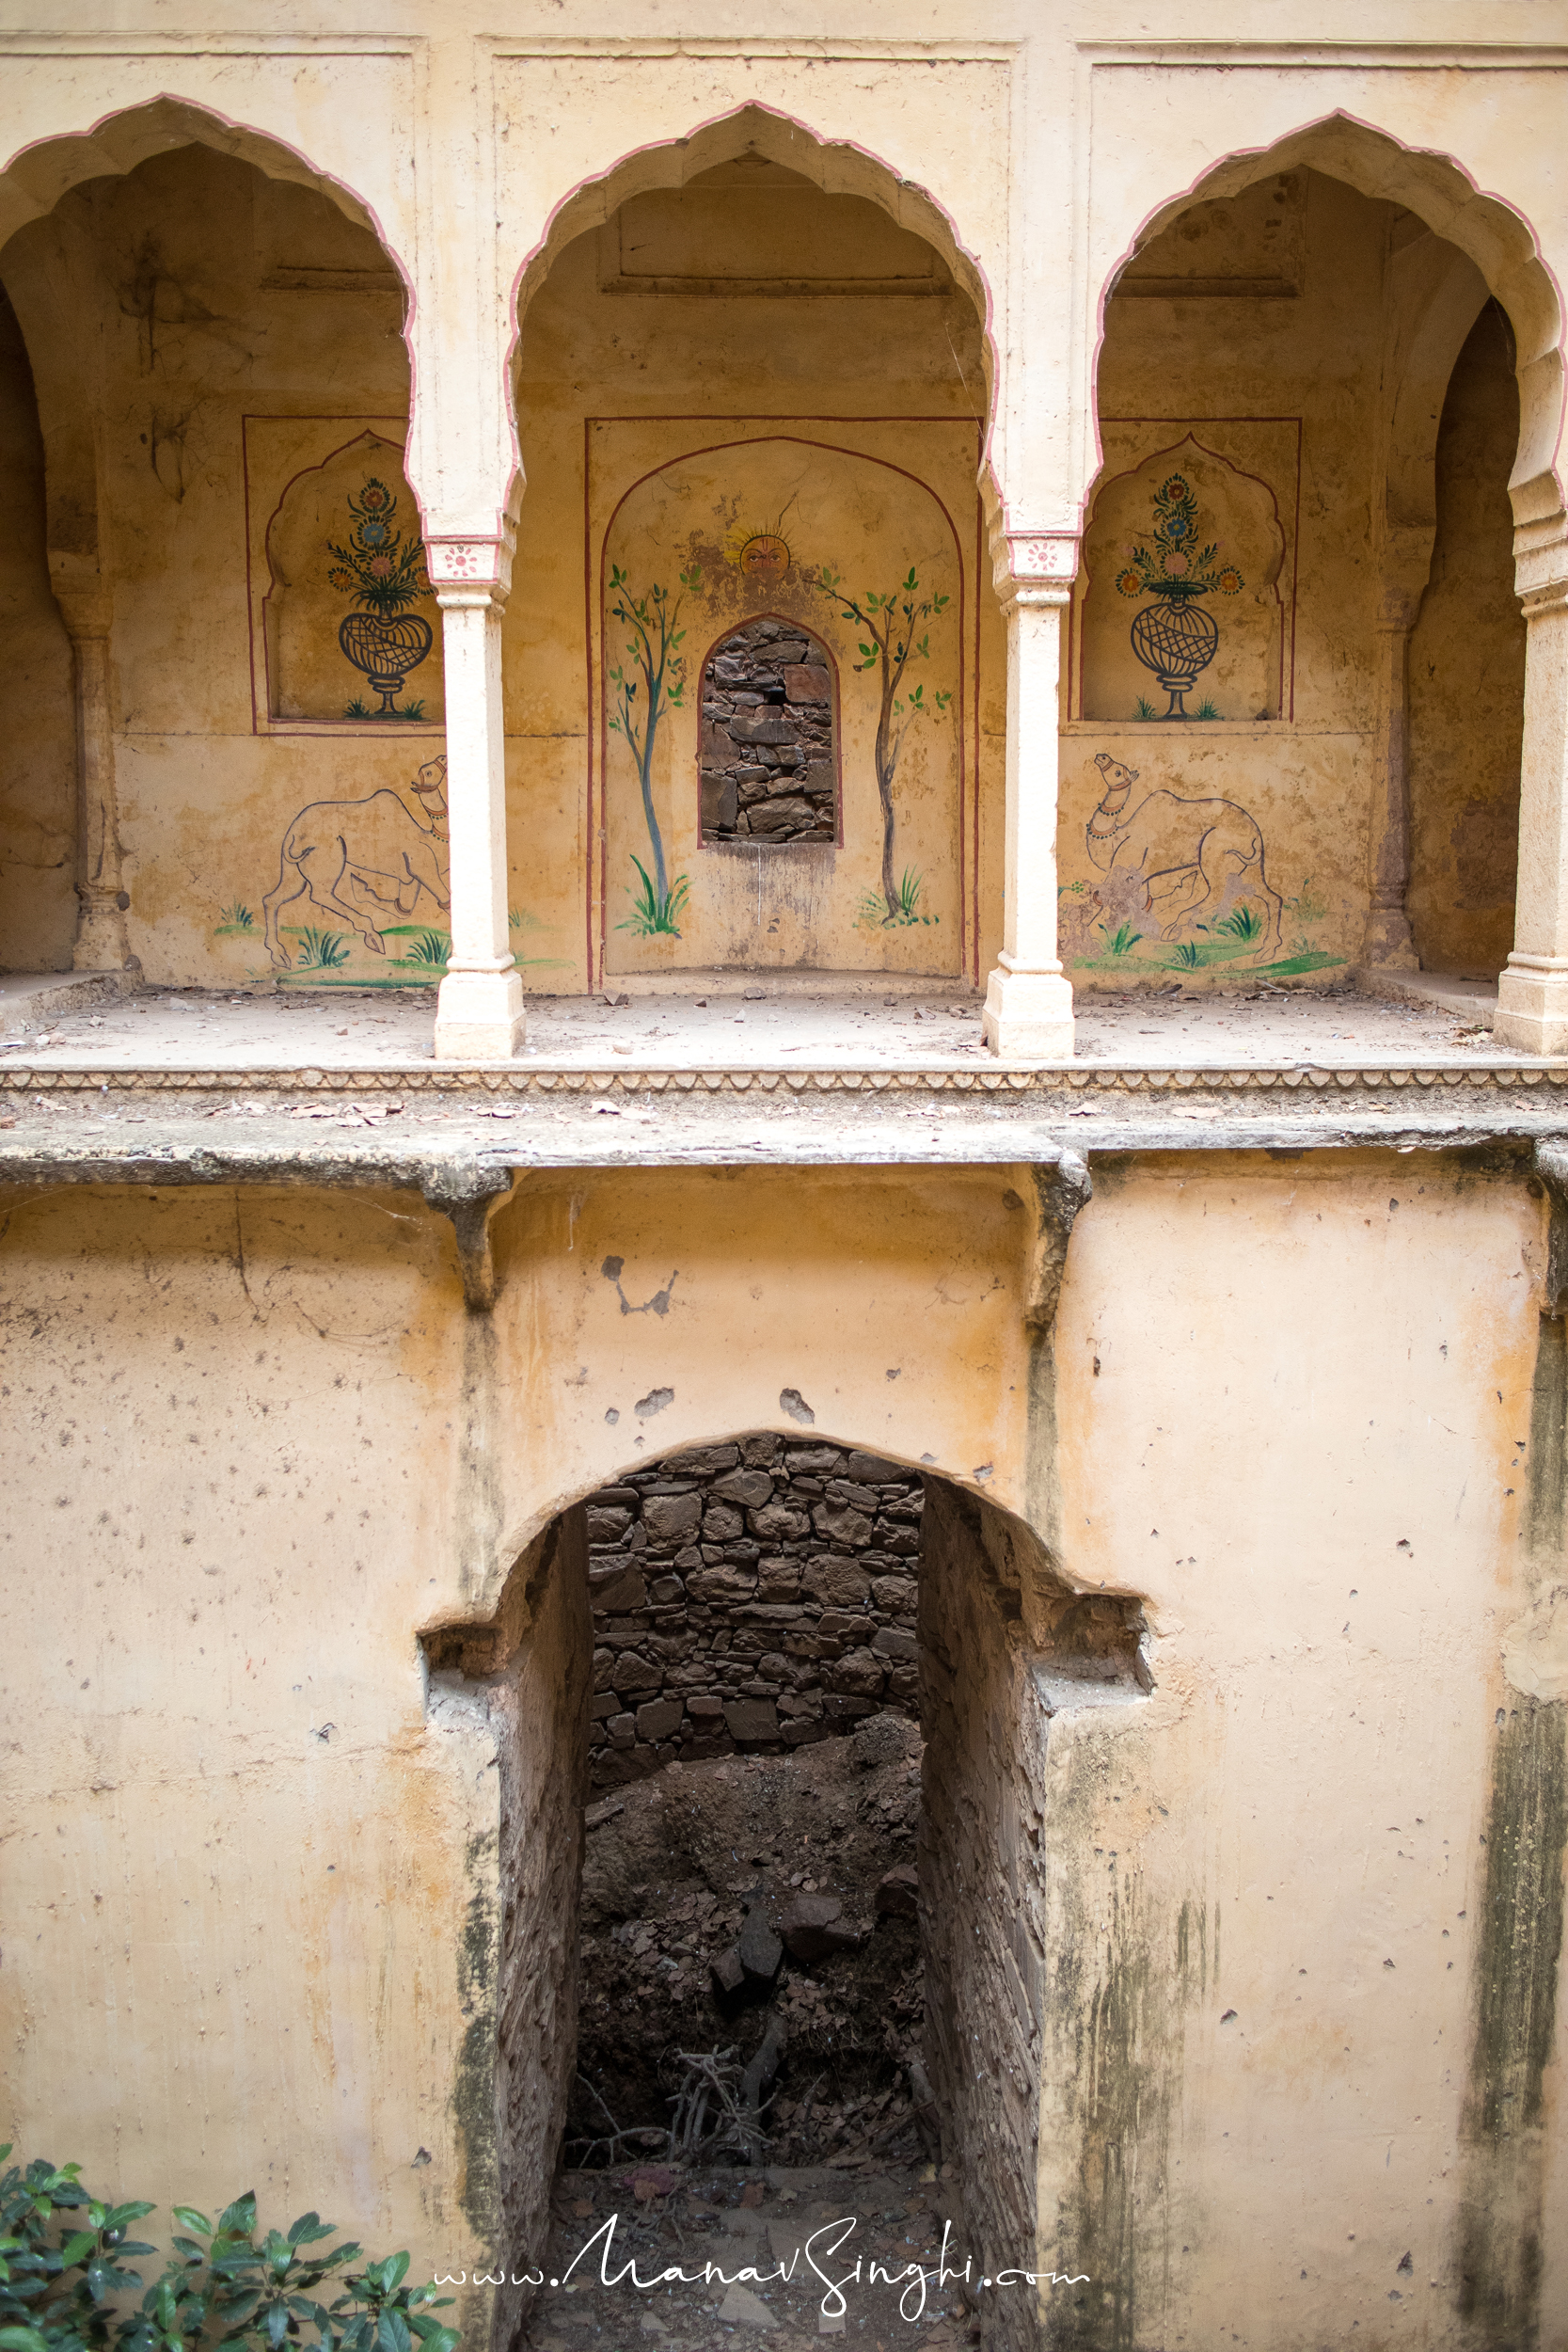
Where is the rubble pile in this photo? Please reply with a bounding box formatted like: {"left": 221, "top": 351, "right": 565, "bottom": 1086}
{"left": 586, "top": 1438, "right": 923, "bottom": 1789}
{"left": 571, "top": 1716, "right": 928, "bottom": 2165}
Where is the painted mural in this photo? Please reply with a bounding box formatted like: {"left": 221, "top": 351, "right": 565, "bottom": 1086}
{"left": 1059, "top": 748, "right": 1344, "bottom": 982}
{"left": 207, "top": 754, "right": 564, "bottom": 990}
{"left": 593, "top": 428, "right": 972, "bottom": 977}
{"left": 327, "top": 476, "right": 434, "bottom": 721}
{"left": 248, "top": 421, "right": 445, "bottom": 734}
{"left": 1078, "top": 429, "right": 1291, "bottom": 723}
{"left": 1115, "top": 472, "right": 1243, "bottom": 719}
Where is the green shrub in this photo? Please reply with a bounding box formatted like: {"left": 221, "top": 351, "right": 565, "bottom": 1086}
{"left": 0, "top": 2151, "right": 457, "bottom": 2352}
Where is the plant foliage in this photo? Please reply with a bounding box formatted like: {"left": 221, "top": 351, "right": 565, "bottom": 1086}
{"left": 816, "top": 564, "right": 950, "bottom": 921}
{"left": 0, "top": 2152, "right": 457, "bottom": 2352}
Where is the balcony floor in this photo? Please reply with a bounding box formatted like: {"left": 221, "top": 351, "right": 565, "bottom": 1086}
{"left": 0, "top": 973, "right": 1512, "bottom": 1074}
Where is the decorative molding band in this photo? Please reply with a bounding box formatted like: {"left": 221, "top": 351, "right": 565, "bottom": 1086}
{"left": 4, "top": 1062, "right": 1568, "bottom": 1100}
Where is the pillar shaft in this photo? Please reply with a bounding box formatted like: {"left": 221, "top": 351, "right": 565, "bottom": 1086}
{"left": 61, "top": 611, "right": 133, "bottom": 972}
{"left": 1497, "top": 561, "right": 1568, "bottom": 1054}
{"left": 427, "top": 534, "right": 523, "bottom": 1061}
{"left": 982, "top": 532, "right": 1076, "bottom": 1060}
{"left": 1362, "top": 617, "right": 1420, "bottom": 970}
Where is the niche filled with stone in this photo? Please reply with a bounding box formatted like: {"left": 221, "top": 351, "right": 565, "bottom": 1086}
{"left": 698, "top": 617, "right": 837, "bottom": 844}
{"left": 586, "top": 1438, "right": 922, "bottom": 1788}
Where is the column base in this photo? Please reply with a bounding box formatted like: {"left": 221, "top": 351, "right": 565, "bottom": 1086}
{"left": 434, "top": 965, "right": 525, "bottom": 1060}
{"left": 73, "top": 898, "right": 135, "bottom": 972}
{"left": 1360, "top": 911, "right": 1419, "bottom": 971}
{"left": 1495, "top": 957, "right": 1568, "bottom": 1056}
{"left": 982, "top": 963, "right": 1075, "bottom": 1059}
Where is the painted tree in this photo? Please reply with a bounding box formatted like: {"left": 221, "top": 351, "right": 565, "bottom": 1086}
{"left": 607, "top": 563, "right": 702, "bottom": 936}
{"left": 817, "top": 564, "right": 951, "bottom": 920}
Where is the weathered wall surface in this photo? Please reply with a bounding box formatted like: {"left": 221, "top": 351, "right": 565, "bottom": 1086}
{"left": 1, "top": 1151, "right": 1564, "bottom": 2348}
{"left": 0, "top": 280, "right": 75, "bottom": 972}
{"left": 1408, "top": 300, "right": 1527, "bottom": 976}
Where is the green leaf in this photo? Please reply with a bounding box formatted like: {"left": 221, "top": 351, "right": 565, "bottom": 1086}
{"left": 170, "top": 2215, "right": 212, "bottom": 2244}
{"left": 265, "top": 2299, "right": 291, "bottom": 2348}
{"left": 58, "top": 2235, "right": 95, "bottom": 2269}
{"left": 217, "top": 2198, "right": 257, "bottom": 2242}
{"left": 285, "top": 2218, "right": 330, "bottom": 2251}
{"left": 377, "top": 2311, "right": 411, "bottom": 2352}
{"left": 0, "top": 2325, "right": 47, "bottom": 2352}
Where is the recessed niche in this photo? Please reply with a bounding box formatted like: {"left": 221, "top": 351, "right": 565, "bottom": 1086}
{"left": 699, "top": 616, "right": 839, "bottom": 846}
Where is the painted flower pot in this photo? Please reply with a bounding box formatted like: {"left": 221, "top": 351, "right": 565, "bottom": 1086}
{"left": 1130, "top": 596, "right": 1219, "bottom": 718}
{"left": 339, "top": 610, "right": 434, "bottom": 715}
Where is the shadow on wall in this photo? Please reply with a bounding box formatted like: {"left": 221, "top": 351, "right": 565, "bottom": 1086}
{"left": 422, "top": 1440, "right": 1150, "bottom": 2352}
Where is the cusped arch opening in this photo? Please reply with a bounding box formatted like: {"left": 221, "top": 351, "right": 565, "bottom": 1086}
{"left": 1100, "top": 113, "right": 1562, "bottom": 522}
{"left": 0, "top": 95, "right": 405, "bottom": 282}
{"left": 507, "top": 102, "right": 996, "bottom": 432}
{"left": 421, "top": 1430, "right": 1150, "bottom": 2343}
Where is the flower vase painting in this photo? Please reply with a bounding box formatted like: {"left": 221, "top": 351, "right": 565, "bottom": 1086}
{"left": 327, "top": 478, "right": 435, "bottom": 721}
{"left": 1115, "top": 473, "right": 1243, "bottom": 720}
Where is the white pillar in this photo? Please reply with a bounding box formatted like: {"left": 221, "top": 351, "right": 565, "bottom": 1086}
{"left": 426, "top": 532, "right": 524, "bottom": 1061}
{"left": 982, "top": 532, "right": 1076, "bottom": 1059}
{"left": 54, "top": 584, "right": 134, "bottom": 972}
{"left": 1496, "top": 526, "right": 1568, "bottom": 1055}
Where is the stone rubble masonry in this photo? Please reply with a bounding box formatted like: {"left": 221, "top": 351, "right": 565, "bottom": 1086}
{"left": 699, "top": 616, "right": 837, "bottom": 844}
{"left": 585, "top": 1435, "right": 922, "bottom": 1789}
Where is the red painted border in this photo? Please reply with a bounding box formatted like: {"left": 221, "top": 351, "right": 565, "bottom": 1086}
{"left": 584, "top": 417, "right": 980, "bottom": 990}
{"left": 1073, "top": 419, "right": 1303, "bottom": 723}
{"left": 693, "top": 611, "right": 845, "bottom": 850}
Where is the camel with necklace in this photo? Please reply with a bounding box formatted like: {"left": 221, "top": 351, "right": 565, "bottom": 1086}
{"left": 1085, "top": 751, "right": 1282, "bottom": 951}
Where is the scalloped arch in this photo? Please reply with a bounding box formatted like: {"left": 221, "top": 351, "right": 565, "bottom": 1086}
{"left": 1099, "top": 112, "right": 1563, "bottom": 527}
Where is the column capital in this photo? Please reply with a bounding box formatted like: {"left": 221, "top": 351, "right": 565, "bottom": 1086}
{"left": 989, "top": 524, "right": 1080, "bottom": 610}
{"left": 426, "top": 530, "right": 515, "bottom": 607}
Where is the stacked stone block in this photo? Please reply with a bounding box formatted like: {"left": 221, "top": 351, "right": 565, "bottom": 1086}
{"left": 698, "top": 617, "right": 837, "bottom": 844}
{"left": 586, "top": 1435, "right": 922, "bottom": 1788}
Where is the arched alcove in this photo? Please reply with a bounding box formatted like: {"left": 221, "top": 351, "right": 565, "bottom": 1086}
{"left": 422, "top": 1431, "right": 1150, "bottom": 2351}
{"left": 698, "top": 613, "right": 841, "bottom": 847}
{"left": 1407, "top": 301, "right": 1527, "bottom": 972}
{"left": 504, "top": 107, "right": 998, "bottom": 993}
{"left": 0, "top": 112, "right": 430, "bottom": 986}
{"left": 1096, "top": 114, "right": 1560, "bottom": 525}
{"left": 1079, "top": 438, "right": 1286, "bottom": 723}
{"left": 1068, "top": 133, "right": 1541, "bottom": 994}
{"left": 262, "top": 429, "right": 443, "bottom": 727}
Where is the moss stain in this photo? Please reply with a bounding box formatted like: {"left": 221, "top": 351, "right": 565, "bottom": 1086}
{"left": 452, "top": 1826, "right": 500, "bottom": 2245}
{"left": 1455, "top": 1313, "right": 1568, "bottom": 2350}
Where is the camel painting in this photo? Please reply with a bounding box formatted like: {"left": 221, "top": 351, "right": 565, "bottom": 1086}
{"left": 1085, "top": 751, "right": 1282, "bottom": 952}
{"left": 263, "top": 755, "right": 450, "bottom": 970}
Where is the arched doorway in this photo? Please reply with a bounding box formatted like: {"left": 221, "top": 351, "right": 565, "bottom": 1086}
{"left": 423, "top": 1433, "right": 1150, "bottom": 2350}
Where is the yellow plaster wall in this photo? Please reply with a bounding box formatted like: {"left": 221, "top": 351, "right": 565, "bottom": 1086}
{"left": 1, "top": 1157, "right": 1562, "bottom": 2346}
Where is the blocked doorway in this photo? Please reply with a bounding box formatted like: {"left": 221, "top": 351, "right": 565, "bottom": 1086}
{"left": 425, "top": 1436, "right": 1149, "bottom": 2351}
